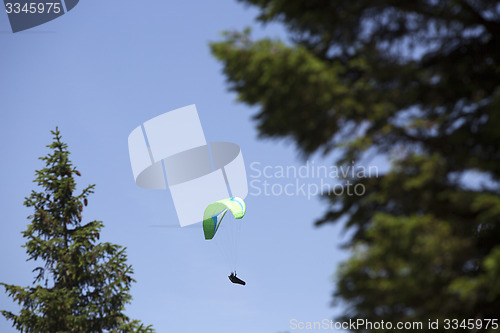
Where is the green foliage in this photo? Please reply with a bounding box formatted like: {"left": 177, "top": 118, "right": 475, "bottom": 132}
{"left": 212, "top": 0, "right": 500, "bottom": 330}
{"left": 1, "top": 129, "right": 154, "bottom": 333}
{"left": 337, "top": 214, "right": 470, "bottom": 324}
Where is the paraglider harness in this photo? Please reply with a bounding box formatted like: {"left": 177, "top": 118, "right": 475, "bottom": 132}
{"left": 228, "top": 272, "right": 246, "bottom": 285}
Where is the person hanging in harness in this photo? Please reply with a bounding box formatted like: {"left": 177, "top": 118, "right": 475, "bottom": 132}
{"left": 228, "top": 271, "right": 246, "bottom": 285}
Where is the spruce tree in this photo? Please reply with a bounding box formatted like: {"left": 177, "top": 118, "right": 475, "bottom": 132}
{"left": 1, "top": 128, "right": 154, "bottom": 332}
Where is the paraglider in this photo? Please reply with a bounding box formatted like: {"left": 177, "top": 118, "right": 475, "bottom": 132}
{"left": 228, "top": 272, "right": 246, "bottom": 285}
{"left": 203, "top": 197, "right": 247, "bottom": 284}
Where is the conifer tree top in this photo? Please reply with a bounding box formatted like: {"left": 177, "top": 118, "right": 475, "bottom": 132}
{"left": 1, "top": 128, "right": 154, "bottom": 333}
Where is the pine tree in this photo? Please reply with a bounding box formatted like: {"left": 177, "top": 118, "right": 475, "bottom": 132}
{"left": 211, "top": 0, "right": 500, "bottom": 331}
{"left": 1, "top": 128, "right": 154, "bottom": 333}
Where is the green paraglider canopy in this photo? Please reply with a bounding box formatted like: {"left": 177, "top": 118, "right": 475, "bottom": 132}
{"left": 203, "top": 197, "right": 246, "bottom": 240}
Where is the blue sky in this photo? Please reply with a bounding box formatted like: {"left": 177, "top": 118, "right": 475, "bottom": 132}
{"left": 0, "top": 1, "right": 353, "bottom": 332}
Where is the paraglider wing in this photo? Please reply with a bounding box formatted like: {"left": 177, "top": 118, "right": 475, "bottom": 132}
{"left": 203, "top": 197, "right": 246, "bottom": 240}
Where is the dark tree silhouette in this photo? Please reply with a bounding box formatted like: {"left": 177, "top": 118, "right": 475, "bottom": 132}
{"left": 212, "top": 1, "right": 500, "bottom": 331}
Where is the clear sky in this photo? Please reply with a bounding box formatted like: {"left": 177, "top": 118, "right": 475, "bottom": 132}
{"left": 0, "top": 1, "right": 353, "bottom": 332}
